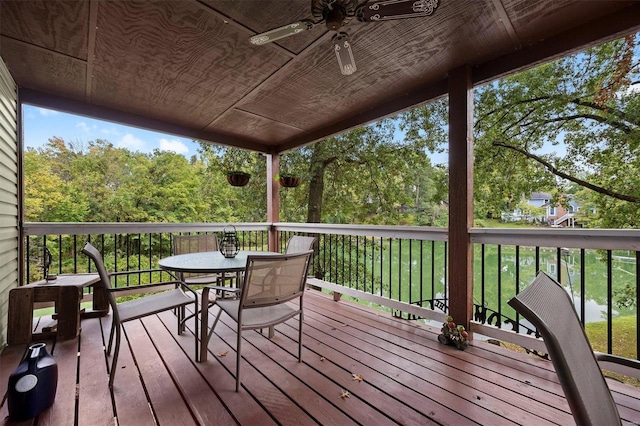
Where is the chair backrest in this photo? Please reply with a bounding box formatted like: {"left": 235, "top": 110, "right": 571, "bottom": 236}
{"left": 81, "top": 242, "right": 119, "bottom": 319}
{"left": 240, "top": 251, "right": 312, "bottom": 309}
{"left": 285, "top": 235, "right": 316, "bottom": 254}
{"left": 173, "top": 234, "right": 219, "bottom": 255}
{"left": 508, "top": 271, "right": 621, "bottom": 426}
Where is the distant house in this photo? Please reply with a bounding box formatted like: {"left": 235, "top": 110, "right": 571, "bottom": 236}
{"left": 502, "top": 192, "right": 583, "bottom": 227}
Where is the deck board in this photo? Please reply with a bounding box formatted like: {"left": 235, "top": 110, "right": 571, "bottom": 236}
{"left": 303, "top": 296, "right": 571, "bottom": 425}
{"left": 2, "top": 289, "right": 640, "bottom": 425}
{"left": 213, "top": 313, "right": 394, "bottom": 426}
{"left": 77, "top": 313, "right": 114, "bottom": 426}
{"left": 37, "top": 339, "right": 78, "bottom": 426}
{"left": 124, "top": 319, "right": 197, "bottom": 425}
{"left": 141, "top": 314, "right": 237, "bottom": 425}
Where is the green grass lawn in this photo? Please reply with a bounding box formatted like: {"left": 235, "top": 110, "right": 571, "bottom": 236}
{"left": 503, "top": 315, "right": 640, "bottom": 386}
{"left": 478, "top": 218, "right": 546, "bottom": 228}
{"left": 586, "top": 315, "right": 640, "bottom": 386}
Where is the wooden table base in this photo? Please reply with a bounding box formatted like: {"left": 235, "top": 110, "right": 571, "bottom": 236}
{"left": 7, "top": 274, "right": 106, "bottom": 345}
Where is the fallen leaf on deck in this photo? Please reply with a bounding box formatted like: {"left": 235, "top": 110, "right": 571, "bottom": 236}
{"left": 218, "top": 351, "right": 228, "bottom": 357}
{"left": 340, "top": 389, "right": 350, "bottom": 399}
{"left": 320, "top": 356, "right": 326, "bottom": 361}
{"left": 352, "top": 373, "right": 364, "bottom": 382}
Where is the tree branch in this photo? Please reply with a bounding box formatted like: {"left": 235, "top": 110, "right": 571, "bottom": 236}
{"left": 570, "top": 99, "right": 640, "bottom": 128}
{"left": 522, "top": 113, "right": 634, "bottom": 134}
{"left": 492, "top": 141, "right": 640, "bottom": 203}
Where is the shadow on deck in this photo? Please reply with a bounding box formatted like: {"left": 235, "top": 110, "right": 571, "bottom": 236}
{"left": 2, "top": 290, "right": 640, "bottom": 425}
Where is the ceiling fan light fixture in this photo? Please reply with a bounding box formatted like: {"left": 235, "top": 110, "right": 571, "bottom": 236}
{"left": 249, "top": 21, "right": 314, "bottom": 45}
{"left": 357, "top": 0, "right": 439, "bottom": 22}
{"left": 333, "top": 32, "right": 357, "bottom": 76}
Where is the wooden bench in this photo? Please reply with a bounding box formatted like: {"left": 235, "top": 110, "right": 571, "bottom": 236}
{"left": 8, "top": 274, "right": 107, "bottom": 345}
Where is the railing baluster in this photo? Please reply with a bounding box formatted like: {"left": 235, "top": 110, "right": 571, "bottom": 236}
{"left": 431, "top": 240, "right": 435, "bottom": 309}
{"left": 580, "top": 248, "right": 586, "bottom": 326}
{"left": 497, "top": 244, "right": 502, "bottom": 329}
{"left": 607, "top": 249, "right": 613, "bottom": 354}
{"left": 636, "top": 250, "right": 640, "bottom": 360}
{"left": 515, "top": 245, "right": 520, "bottom": 332}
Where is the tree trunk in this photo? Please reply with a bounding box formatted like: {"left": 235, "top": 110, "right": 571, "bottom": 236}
{"left": 307, "top": 146, "right": 325, "bottom": 223}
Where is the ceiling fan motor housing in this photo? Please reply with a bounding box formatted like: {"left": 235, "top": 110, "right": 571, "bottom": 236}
{"left": 312, "top": 0, "right": 358, "bottom": 30}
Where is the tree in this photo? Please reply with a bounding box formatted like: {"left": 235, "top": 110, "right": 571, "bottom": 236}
{"left": 23, "top": 149, "right": 88, "bottom": 222}
{"left": 475, "top": 34, "right": 640, "bottom": 227}
{"left": 197, "top": 144, "right": 267, "bottom": 222}
{"left": 399, "top": 34, "right": 640, "bottom": 227}
{"left": 292, "top": 119, "right": 447, "bottom": 224}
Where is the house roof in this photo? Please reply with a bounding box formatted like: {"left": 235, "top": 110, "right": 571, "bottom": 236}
{"left": 2, "top": 1, "right": 639, "bottom": 154}
{"left": 529, "top": 192, "right": 552, "bottom": 200}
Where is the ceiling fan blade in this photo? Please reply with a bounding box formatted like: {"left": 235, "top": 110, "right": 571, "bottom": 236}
{"left": 249, "top": 21, "right": 314, "bottom": 45}
{"left": 333, "top": 33, "right": 357, "bottom": 76}
{"left": 357, "top": 0, "right": 439, "bottom": 22}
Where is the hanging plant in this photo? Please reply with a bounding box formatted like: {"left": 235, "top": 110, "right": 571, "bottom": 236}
{"left": 278, "top": 152, "right": 303, "bottom": 188}
{"left": 222, "top": 148, "right": 254, "bottom": 187}
{"left": 279, "top": 174, "right": 301, "bottom": 188}
{"left": 226, "top": 171, "right": 251, "bottom": 187}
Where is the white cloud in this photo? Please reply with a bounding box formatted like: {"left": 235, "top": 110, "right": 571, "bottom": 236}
{"left": 159, "top": 138, "right": 189, "bottom": 154}
{"left": 100, "top": 126, "right": 122, "bottom": 137}
{"left": 118, "top": 133, "right": 146, "bottom": 150}
{"left": 38, "top": 108, "right": 58, "bottom": 117}
{"left": 75, "top": 121, "right": 95, "bottom": 133}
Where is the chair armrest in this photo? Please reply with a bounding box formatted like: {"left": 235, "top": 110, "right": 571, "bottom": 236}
{"left": 108, "top": 280, "right": 180, "bottom": 293}
{"left": 108, "top": 280, "right": 199, "bottom": 300}
{"left": 596, "top": 352, "right": 640, "bottom": 379}
{"left": 204, "top": 285, "right": 241, "bottom": 296}
{"left": 110, "top": 269, "right": 164, "bottom": 277}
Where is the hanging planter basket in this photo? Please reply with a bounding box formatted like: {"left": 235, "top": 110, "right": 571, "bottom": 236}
{"left": 226, "top": 171, "right": 250, "bottom": 187}
{"left": 279, "top": 174, "right": 301, "bottom": 188}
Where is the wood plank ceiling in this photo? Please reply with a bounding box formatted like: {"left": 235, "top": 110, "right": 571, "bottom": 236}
{"left": 1, "top": 0, "right": 639, "bottom": 154}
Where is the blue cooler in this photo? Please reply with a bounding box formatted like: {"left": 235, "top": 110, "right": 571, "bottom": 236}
{"left": 7, "top": 343, "right": 58, "bottom": 421}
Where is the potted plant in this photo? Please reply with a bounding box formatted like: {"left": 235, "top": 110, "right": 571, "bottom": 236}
{"left": 277, "top": 152, "right": 302, "bottom": 188}
{"left": 438, "top": 316, "right": 469, "bottom": 350}
{"left": 279, "top": 174, "right": 301, "bottom": 188}
{"left": 226, "top": 171, "right": 250, "bottom": 187}
{"left": 223, "top": 148, "right": 253, "bottom": 187}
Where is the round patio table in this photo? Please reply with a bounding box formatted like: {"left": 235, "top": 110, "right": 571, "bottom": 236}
{"left": 158, "top": 250, "right": 279, "bottom": 275}
{"left": 158, "top": 250, "right": 281, "bottom": 362}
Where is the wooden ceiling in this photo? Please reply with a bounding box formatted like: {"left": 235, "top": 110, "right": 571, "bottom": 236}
{"left": 2, "top": 0, "right": 640, "bottom": 154}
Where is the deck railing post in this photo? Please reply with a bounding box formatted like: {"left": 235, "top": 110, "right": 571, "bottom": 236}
{"left": 266, "top": 153, "right": 280, "bottom": 252}
{"left": 448, "top": 65, "right": 474, "bottom": 334}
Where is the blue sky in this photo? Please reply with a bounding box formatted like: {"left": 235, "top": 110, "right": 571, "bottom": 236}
{"left": 23, "top": 105, "right": 201, "bottom": 156}
{"left": 23, "top": 104, "right": 451, "bottom": 164}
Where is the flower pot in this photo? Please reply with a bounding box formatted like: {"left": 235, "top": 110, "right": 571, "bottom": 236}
{"left": 438, "top": 334, "right": 467, "bottom": 350}
{"left": 279, "top": 175, "right": 301, "bottom": 188}
{"left": 226, "top": 171, "right": 250, "bottom": 187}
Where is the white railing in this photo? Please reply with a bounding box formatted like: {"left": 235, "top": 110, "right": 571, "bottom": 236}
{"left": 22, "top": 222, "right": 640, "bottom": 357}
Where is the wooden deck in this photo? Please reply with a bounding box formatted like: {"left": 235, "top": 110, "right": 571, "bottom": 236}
{"left": 2, "top": 289, "right": 640, "bottom": 425}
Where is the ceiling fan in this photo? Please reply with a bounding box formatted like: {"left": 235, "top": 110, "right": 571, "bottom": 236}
{"left": 249, "top": 0, "right": 439, "bottom": 76}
